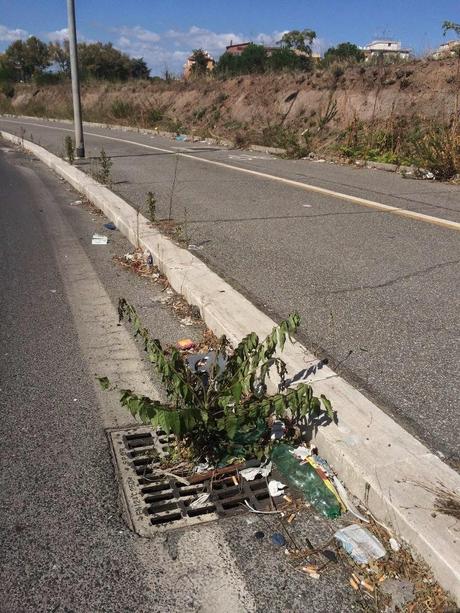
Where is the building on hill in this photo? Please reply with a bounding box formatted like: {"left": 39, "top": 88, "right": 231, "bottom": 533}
{"left": 225, "top": 41, "right": 253, "bottom": 56}
{"left": 225, "top": 40, "right": 321, "bottom": 61}
{"left": 183, "top": 50, "right": 216, "bottom": 79}
{"left": 362, "top": 40, "right": 411, "bottom": 62}
{"left": 432, "top": 40, "right": 460, "bottom": 59}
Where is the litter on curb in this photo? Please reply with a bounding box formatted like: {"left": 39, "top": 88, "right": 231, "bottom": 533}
{"left": 334, "top": 524, "right": 386, "bottom": 564}
{"left": 91, "top": 233, "right": 108, "bottom": 245}
{"left": 240, "top": 461, "right": 272, "bottom": 482}
{"left": 272, "top": 444, "right": 342, "bottom": 518}
{"left": 268, "top": 480, "right": 286, "bottom": 497}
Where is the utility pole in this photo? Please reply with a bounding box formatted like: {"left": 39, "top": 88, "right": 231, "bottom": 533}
{"left": 67, "top": 0, "right": 85, "bottom": 157}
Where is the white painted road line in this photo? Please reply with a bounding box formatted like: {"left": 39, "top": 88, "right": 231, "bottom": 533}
{"left": 2, "top": 117, "right": 459, "bottom": 232}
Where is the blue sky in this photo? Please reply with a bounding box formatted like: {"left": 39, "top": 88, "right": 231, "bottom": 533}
{"left": 0, "top": 0, "right": 458, "bottom": 75}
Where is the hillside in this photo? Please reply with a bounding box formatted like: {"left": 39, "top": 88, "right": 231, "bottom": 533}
{"left": 2, "top": 56, "right": 459, "bottom": 172}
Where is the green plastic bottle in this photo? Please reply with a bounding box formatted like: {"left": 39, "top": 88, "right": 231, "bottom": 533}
{"left": 271, "top": 443, "right": 341, "bottom": 519}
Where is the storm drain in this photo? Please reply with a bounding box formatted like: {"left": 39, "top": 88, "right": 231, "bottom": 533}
{"left": 109, "top": 426, "right": 274, "bottom": 535}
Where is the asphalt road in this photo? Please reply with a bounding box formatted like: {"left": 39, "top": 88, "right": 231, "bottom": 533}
{"left": 1, "top": 116, "right": 459, "bottom": 467}
{"left": 0, "top": 146, "right": 367, "bottom": 612}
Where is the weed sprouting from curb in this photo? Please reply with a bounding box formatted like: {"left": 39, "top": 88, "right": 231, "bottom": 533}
{"left": 64, "top": 135, "right": 75, "bottom": 165}
{"left": 92, "top": 147, "right": 113, "bottom": 187}
{"left": 146, "top": 191, "right": 156, "bottom": 222}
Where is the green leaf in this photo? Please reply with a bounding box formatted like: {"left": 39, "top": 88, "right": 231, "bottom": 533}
{"left": 97, "top": 376, "right": 110, "bottom": 390}
{"left": 231, "top": 382, "right": 243, "bottom": 403}
{"left": 320, "top": 394, "right": 334, "bottom": 419}
{"left": 225, "top": 413, "right": 238, "bottom": 439}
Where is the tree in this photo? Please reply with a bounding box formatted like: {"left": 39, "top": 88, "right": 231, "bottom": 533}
{"left": 323, "top": 42, "right": 365, "bottom": 65}
{"left": 240, "top": 43, "right": 267, "bottom": 73}
{"left": 128, "top": 57, "right": 150, "bottom": 79}
{"left": 77, "top": 42, "right": 149, "bottom": 81}
{"left": 442, "top": 21, "right": 460, "bottom": 37}
{"left": 268, "top": 47, "right": 311, "bottom": 72}
{"left": 279, "top": 29, "right": 316, "bottom": 55}
{"left": 48, "top": 41, "right": 70, "bottom": 75}
{"left": 4, "top": 36, "right": 50, "bottom": 81}
{"left": 189, "top": 48, "right": 209, "bottom": 76}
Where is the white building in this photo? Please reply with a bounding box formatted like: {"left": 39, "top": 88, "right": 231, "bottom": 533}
{"left": 362, "top": 40, "right": 411, "bottom": 62}
{"left": 432, "top": 40, "right": 460, "bottom": 59}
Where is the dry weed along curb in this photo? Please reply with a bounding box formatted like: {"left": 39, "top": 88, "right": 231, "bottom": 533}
{"left": 1, "top": 129, "right": 459, "bottom": 604}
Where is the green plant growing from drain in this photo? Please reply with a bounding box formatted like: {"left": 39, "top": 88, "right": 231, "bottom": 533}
{"left": 99, "top": 299, "right": 334, "bottom": 464}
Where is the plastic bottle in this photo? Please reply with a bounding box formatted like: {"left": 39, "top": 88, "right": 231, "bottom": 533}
{"left": 271, "top": 443, "right": 341, "bottom": 519}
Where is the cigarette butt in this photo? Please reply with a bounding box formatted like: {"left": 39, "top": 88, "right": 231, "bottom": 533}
{"left": 283, "top": 495, "right": 293, "bottom": 503}
{"left": 350, "top": 577, "right": 360, "bottom": 590}
{"left": 302, "top": 566, "right": 320, "bottom": 579}
{"left": 231, "top": 475, "right": 239, "bottom": 486}
{"left": 351, "top": 573, "right": 361, "bottom": 583}
{"left": 378, "top": 574, "right": 387, "bottom": 583}
{"left": 361, "top": 579, "right": 374, "bottom": 593}
{"left": 287, "top": 513, "right": 296, "bottom": 524}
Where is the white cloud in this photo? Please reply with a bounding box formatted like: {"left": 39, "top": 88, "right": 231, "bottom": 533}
{"left": 115, "top": 26, "right": 160, "bottom": 44}
{"left": 0, "top": 24, "right": 28, "bottom": 42}
{"left": 45, "top": 27, "right": 69, "bottom": 43}
{"left": 45, "top": 27, "right": 92, "bottom": 43}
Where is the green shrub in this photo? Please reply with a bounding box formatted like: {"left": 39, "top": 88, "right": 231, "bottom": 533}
{"left": 107, "top": 300, "right": 334, "bottom": 464}
{"left": 111, "top": 99, "right": 134, "bottom": 119}
{"left": 146, "top": 107, "right": 164, "bottom": 124}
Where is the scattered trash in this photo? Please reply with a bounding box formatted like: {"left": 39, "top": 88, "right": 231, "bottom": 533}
{"left": 49, "top": 289, "right": 57, "bottom": 294}
{"left": 193, "top": 462, "right": 210, "bottom": 474}
{"left": 104, "top": 222, "right": 117, "bottom": 231}
{"left": 389, "top": 537, "right": 400, "bottom": 552}
{"left": 334, "top": 524, "right": 386, "bottom": 564}
{"left": 302, "top": 565, "right": 320, "bottom": 579}
{"left": 271, "top": 532, "right": 286, "bottom": 547}
{"left": 360, "top": 578, "right": 375, "bottom": 593}
{"left": 268, "top": 480, "right": 287, "bottom": 497}
{"left": 175, "top": 134, "right": 188, "bottom": 142}
{"left": 240, "top": 461, "right": 272, "bottom": 482}
{"left": 188, "top": 244, "right": 204, "bottom": 251}
{"left": 322, "top": 550, "right": 338, "bottom": 563}
{"left": 146, "top": 252, "right": 154, "bottom": 268}
{"left": 272, "top": 444, "right": 342, "bottom": 518}
{"left": 69, "top": 199, "right": 82, "bottom": 206}
{"left": 180, "top": 316, "right": 194, "bottom": 326}
{"left": 186, "top": 351, "right": 227, "bottom": 379}
{"left": 91, "top": 233, "right": 108, "bottom": 245}
{"left": 270, "top": 420, "right": 286, "bottom": 440}
{"left": 292, "top": 446, "right": 312, "bottom": 460}
{"left": 254, "top": 531, "right": 265, "bottom": 540}
{"left": 302, "top": 204, "right": 312, "bottom": 208}
{"left": 350, "top": 576, "right": 360, "bottom": 590}
{"left": 332, "top": 476, "right": 369, "bottom": 523}
{"left": 189, "top": 493, "right": 210, "bottom": 508}
{"left": 380, "top": 578, "right": 415, "bottom": 612}
{"left": 176, "top": 338, "right": 195, "bottom": 350}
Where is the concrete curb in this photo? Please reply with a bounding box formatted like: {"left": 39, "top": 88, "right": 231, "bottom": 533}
{"left": 3, "top": 129, "right": 459, "bottom": 602}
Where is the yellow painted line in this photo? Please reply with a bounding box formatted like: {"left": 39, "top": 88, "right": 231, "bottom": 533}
{"left": 2, "top": 118, "right": 459, "bottom": 231}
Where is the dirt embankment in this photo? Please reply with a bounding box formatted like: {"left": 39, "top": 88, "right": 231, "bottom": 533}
{"left": 1, "top": 57, "right": 458, "bottom": 158}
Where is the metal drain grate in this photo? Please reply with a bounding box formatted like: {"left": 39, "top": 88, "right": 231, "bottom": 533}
{"left": 109, "top": 426, "right": 274, "bottom": 535}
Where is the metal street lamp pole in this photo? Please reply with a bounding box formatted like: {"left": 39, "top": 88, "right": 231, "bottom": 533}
{"left": 67, "top": 0, "right": 85, "bottom": 157}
